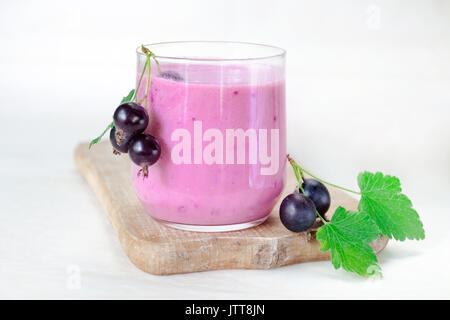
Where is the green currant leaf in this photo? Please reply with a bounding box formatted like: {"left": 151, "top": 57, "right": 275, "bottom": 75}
{"left": 317, "top": 207, "right": 381, "bottom": 277}
{"left": 88, "top": 121, "right": 114, "bottom": 149}
{"left": 358, "top": 172, "right": 425, "bottom": 241}
{"left": 89, "top": 89, "right": 134, "bottom": 150}
{"left": 121, "top": 89, "right": 135, "bottom": 103}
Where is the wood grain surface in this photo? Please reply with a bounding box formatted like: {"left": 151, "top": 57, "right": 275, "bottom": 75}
{"left": 74, "top": 141, "right": 388, "bottom": 275}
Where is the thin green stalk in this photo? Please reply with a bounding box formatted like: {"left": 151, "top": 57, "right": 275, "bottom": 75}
{"left": 300, "top": 167, "right": 361, "bottom": 195}
{"left": 133, "top": 57, "right": 148, "bottom": 102}
{"left": 89, "top": 45, "right": 160, "bottom": 149}
{"left": 288, "top": 155, "right": 328, "bottom": 224}
{"left": 287, "top": 154, "right": 360, "bottom": 195}
{"left": 153, "top": 56, "right": 162, "bottom": 74}
{"left": 144, "top": 54, "right": 151, "bottom": 110}
{"left": 288, "top": 158, "right": 303, "bottom": 192}
{"left": 298, "top": 183, "right": 327, "bottom": 224}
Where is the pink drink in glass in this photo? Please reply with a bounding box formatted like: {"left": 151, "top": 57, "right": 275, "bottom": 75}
{"left": 132, "top": 42, "right": 286, "bottom": 231}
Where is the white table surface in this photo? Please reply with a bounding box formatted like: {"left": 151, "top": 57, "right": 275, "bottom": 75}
{"left": 1, "top": 0, "right": 449, "bottom": 299}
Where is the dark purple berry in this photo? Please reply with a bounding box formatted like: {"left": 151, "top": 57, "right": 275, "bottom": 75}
{"left": 113, "top": 102, "right": 149, "bottom": 134}
{"left": 301, "top": 179, "right": 331, "bottom": 218}
{"left": 109, "top": 127, "right": 135, "bottom": 154}
{"left": 129, "top": 134, "right": 161, "bottom": 177}
{"left": 160, "top": 70, "right": 184, "bottom": 82}
{"left": 280, "top": 193, "right": 317, "bottom": 232}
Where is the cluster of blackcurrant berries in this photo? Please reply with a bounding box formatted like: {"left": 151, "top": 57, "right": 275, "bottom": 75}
{"left": 110, "top": 102, "right": 161, "bottom": 177}
{"left": 279, "top": 178, "right": 331, "bottom": 232}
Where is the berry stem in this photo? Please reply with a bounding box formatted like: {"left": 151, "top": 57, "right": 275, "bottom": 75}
{"left": 133, "top": 57, "right": 148, "bottom": 102}
{"left": 288, "top": 155, "right": 328, "bottom": 224}
{"left": 153, "top": 56, "right": 162, "bottom": 74}
{"left": 300, "top": 167, "right": 361, "bottom": 195}
{"left": 315, "top": 208, "right": 328, "bottom": 224}
{"left": 286, "top": 155, "right": 360, "bottom": 195}
{"left": 287, "top": 154, "right": 303, "bottom": 192}
{"left": 139, "top": 45, "right": 158, "bottom": 111}
{"left": 141, "top": 45, "right": 161, "bottom": 73}
{"left": 298, "top": 179, "right": 327, "bottom": 224}
{"left": 144, "top": 54, "right": 151, "bottom": 110}
{"left": 89, "top": 45, "right": 160, "bottom": 149}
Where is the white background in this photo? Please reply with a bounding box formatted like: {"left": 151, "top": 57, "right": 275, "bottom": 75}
{"left": 1, "top": 0, "right": 449, "bottom": 299}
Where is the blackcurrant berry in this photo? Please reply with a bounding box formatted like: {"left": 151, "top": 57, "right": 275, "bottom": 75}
{"left": 113, "top": 102, "right": 149, "bottom": 134}
{"left": 160, "top": 70, "right": 184, "bottom": 82}
{"left": 109, "top": 127, "right": 135, "bottom": 154}
{"left": 129, "top": 134, "right": 161, "bottom": 177}
{"left": 279, "top": 193, "right": 317, "bottom": 232}
{"left": 301, "top": 179, "right": 331, "bottom": 218}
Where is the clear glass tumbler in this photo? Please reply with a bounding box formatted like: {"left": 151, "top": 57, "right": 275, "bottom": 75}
{"left": 132, "top": 41, "right": 286, "bottom": 232}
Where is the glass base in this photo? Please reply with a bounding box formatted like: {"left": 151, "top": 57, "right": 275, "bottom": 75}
{"left": 154, "top": 216, "right": 269, "bottom": 232}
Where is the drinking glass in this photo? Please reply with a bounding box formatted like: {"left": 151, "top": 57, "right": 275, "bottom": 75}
{"left": 133, "top": 41, "right": 286, "bottom": 232}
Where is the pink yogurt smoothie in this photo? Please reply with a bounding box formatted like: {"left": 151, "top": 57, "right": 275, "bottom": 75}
{"left": 132, "top": 64, "right": 286, "bottom": 226}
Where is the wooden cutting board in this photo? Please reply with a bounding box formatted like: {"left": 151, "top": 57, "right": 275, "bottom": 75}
{"left": 74, "top": 141, "right": 388, "bottom": 275}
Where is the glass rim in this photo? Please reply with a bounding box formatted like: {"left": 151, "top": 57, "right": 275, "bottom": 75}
{"left": 136, "top": 41, "right": 286, "bottom": 62}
